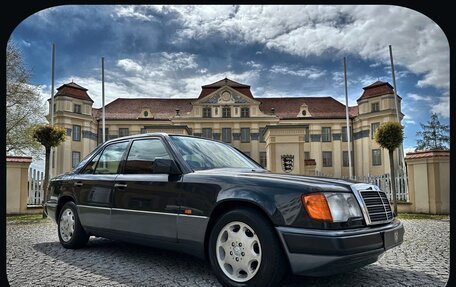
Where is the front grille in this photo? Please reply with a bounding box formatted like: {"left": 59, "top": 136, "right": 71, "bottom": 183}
{"left": 360, "top": 190, "right": 394, "bottom": 225}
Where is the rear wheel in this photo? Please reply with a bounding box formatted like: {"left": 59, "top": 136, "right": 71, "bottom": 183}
{"left": 208, "top": 208, "right": 287, "bottom": 287}
{"left": 57, "top": 201, "right": 89, "bottom": 249}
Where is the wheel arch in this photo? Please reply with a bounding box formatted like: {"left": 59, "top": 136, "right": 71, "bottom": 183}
{"left": 203, "top": 199, "right": 279, "bottom": 261}
{"left": 56, "top": 195, "right": 76, "bottom": 219}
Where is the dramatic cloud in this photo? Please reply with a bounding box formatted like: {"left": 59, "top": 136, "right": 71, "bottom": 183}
{"left": 134, "top": 5, "right": 448, "bottom": 92}
{"left": 407, "top": 93, "right": 432, "bottom": 102}
{"left": 11, "top": 4, "right": 450, "bottom": 151}
{"left": 431, "top": 96, "right": 450, "bottom": 118}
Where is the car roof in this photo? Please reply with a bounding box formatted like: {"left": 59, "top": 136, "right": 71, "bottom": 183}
{"left": 102, "top": 132, "right": 221, "bottom": 144}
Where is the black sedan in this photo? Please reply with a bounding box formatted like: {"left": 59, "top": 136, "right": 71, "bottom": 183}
{"left": 45, "top": 133, "right": 404, "bottom": 287}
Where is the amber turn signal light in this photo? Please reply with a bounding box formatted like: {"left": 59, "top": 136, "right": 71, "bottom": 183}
{"left": 302, "top": 193, "right": 333, "bottom": 222}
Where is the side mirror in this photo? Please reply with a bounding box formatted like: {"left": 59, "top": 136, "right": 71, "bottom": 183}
{"left": 152, "top": 159, "right": 181, "bottom": 175}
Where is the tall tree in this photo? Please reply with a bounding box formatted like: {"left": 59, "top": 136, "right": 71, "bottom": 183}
{"left": 416, "top": 113, "right": 450, "bottom": 151}
{"left": 374, "top": 121, "right": 404, "bottom": 215}
{"left": 7, "top": 41, "right": 45, "bottom": 155}
{"left": 32, "top": 125, "right": 66, "bottom": 218}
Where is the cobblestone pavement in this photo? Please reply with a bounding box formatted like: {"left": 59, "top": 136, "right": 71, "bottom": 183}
{"left": 7, "top": 218, "right": 449, "bottom": 287}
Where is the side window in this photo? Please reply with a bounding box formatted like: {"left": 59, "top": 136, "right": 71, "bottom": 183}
{"left": 93, "top": 141, "right": 129, "bottom": 174}
{"left": 124, "top": 139, "right": 171, "bottom": 174}
{"left": 80, "top": 152, "right": 101, "bottom": 174}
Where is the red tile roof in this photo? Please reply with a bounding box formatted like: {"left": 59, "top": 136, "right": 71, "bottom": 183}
{"left": 357, "top": 81, "right": 396, "bottom": 101}
{"left": 54, "top": 82, "right": 93, "bottom": 102}
{"left": 258, "top": 97, "right": 357, "bottom": 119}
{"left": 198, "top": 78, "right": 254, "bottom": 99}
{"left": 6, "top": 156, "right": 33, "bottom": 163}
{"left": 93, "top": 98, "right": 195, "bottom": 120}
{"left": 405, "top": 150, "right": 450, "bottom": 159}
{"left": 94, "top": 96, "right": 356, "bottom": 120}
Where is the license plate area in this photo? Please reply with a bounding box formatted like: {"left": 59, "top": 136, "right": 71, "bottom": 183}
{"left": 383, "top": 226, "right": 404, "bottom": 250}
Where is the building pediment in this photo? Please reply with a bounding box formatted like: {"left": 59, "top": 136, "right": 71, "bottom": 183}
{"left": 196, "top": 86, "right": 259, "bottom": 105}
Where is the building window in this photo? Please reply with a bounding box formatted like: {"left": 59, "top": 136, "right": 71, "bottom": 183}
{"left": 222, "top": 128, "right": 232, "bottom": 143}
{"left": 72, "top": 151, "right": 81, "bottom": 168}
{"left": 372, "top": 149, "right": 382, "bottom": 166}
{"left": 52, "top": 150, "right": 55, "bottom": 168}
{"left": 222, "top": 106, "right": 231, "bottom": 118}
{"left": 321, "top": 127, "right": 331, "bottom": 142}
{"left": 259, "top": 152, "right": 267, "bottom": 168}
{"left": 304, "top": 126, "right": 310, "bottom": 142}
{"left": 202, "top": 128, "right": 212, "bottom": 139}
{"left": 259, "top": 127, "right": 266, "bottom": 143}
{"left": 243, "top": 151, "right": 251, "bottom": 157}
{"left": 53, "top": 103, "right": 57, "bottom": 114}
{"left": 322, "top": 151, "right": 332, "bottom": 167}
{"left": 143, "top": 111, "right": 148, "bottom": 117}
{"left": 140, "top": 128, "right": 147, "bottom": 134}
{"left": 98, "top": 128, "right": 109, "bottom": 144}
{"left": 343, "top": 151, "right": 354, "bottom": 167}
{"left": 203, "top": 107, "right": 212, "bottom": 118}
{"left": 241, "top": 128, "right": 250, "bottom": 143}
{"left": 241, "top": 107, "right": 250, "bottom": 118}
{"left": 342, "top": 126, "right": 352, "bottom": 142}
{"left": 304, "top": 152, "right": 310, "bottom": 160}
{"left": 72, "top": 125, "right": 81, "bottom": 141}
{"left": 73, "top": 104, "right": 82, "bottom": 114}
{"left": 371, "top": 102, "right": 380, "bottom": 112}
{"left": 371, "top": 122, "right": 380, "bottom": 139}
{"left": 119, "top": 128, "right": 129, "bottom": 137}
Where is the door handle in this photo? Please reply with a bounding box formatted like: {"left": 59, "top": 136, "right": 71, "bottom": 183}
{"left": 114, "top": 183, "right": 128, "bottom": 189}
{"left": 74, "top": 182, "right": 83, "bottom": 187}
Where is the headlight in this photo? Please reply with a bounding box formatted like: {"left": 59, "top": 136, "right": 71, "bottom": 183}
{"left": 323, "top": 192, "right": 363, "bottom": 222}
{"left": 302, "top": 192, "right": 362, "bottom": 222}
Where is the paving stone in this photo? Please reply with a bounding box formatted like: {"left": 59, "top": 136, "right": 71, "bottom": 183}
{"left": 6, "top": 219, "right": 449, "bottom": 286}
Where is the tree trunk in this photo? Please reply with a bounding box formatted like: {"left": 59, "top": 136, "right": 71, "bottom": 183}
{"left": 42, "top": 147, "right": 51, "bottom": 218}
{"left": 389, "top": 149, "right": 398, "bottom": 216}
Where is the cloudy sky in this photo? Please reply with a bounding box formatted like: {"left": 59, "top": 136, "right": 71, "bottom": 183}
{"left": 10, "top": 5, "right": 449, "bottom": 155}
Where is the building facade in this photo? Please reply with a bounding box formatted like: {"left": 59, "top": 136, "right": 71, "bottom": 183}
{"left": 49, "top": 78, "right": 403, "bottom": 177}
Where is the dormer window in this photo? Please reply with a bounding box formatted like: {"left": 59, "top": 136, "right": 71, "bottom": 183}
{"left": 74, "top": 104, "right": 81, "bottom": 114}
{"left": 139, "top": 108, "right": 153, "bottom": 119}
{"left": 371, "top": 102, "right": 380, "bottom": 112}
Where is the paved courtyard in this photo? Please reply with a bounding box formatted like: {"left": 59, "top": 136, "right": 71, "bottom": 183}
{"left": 7, "top": 218, "right": 449, "bottom": 287}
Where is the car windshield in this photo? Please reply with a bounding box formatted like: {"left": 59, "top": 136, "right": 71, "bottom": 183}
{"left": 170, "top": 136, "right": 261, "bottom": 171}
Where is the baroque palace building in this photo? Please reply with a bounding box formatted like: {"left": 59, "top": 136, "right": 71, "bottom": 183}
{"left": 49, "top": 78, "right": 403, "bottom": 177}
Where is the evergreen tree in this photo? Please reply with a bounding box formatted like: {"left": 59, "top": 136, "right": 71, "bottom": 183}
{"left": 416, "top": 113, "right": 449, "bottom": 151}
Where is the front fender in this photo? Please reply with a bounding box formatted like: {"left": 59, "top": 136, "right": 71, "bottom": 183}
{"left": 215, "top": 187, "right": 287, "bottom": 225}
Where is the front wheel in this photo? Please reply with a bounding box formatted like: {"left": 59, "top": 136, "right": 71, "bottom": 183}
{"left": 208, "top": 208, "right": 287, "bottom": 287}
{"left": 57, "top": 201, "right": 89, "bottom": 249}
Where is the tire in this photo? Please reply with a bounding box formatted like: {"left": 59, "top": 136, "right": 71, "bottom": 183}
{"left": 208, "top": 207, "right": 287, "bottom": 287}
{"left": 57, "top": 201, "right": 89, "bottom": 249}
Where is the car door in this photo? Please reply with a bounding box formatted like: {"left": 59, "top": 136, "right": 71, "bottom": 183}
{"left": 111, "top": 137, "right": 182, "bottom": 242}
{"left": 75, "top": 140, "right": 129, "bottom": 231}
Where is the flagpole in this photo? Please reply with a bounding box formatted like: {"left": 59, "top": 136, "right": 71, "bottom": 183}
{"left": 49, "top": 43, "right": 55, "bottom": 177}
{"left": 343, "top": 57, "right": 353, "bottom": 178}
{"left": 102, "top": 57, "right": 106, "bottom": 143}
{"left": 389, "top": 45, "right": 408, "bottom": 200}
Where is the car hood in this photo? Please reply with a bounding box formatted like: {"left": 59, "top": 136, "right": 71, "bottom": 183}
{"left": 194, "top": 168, "right": 357, "bottom": 189}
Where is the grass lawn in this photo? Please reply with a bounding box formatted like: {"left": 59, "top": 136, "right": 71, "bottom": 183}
{"left": 6, "top": 213, "right": 50, "bottom": 223}
{"left": 397, "top": 213, "right": 449, "bottom": 220}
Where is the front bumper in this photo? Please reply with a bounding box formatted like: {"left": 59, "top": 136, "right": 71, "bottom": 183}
{"left": 44, "top": 202, "right": 58, "bottom": 222}
{"left": 276, "top": 220, "right": 404, "bottom": 276}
